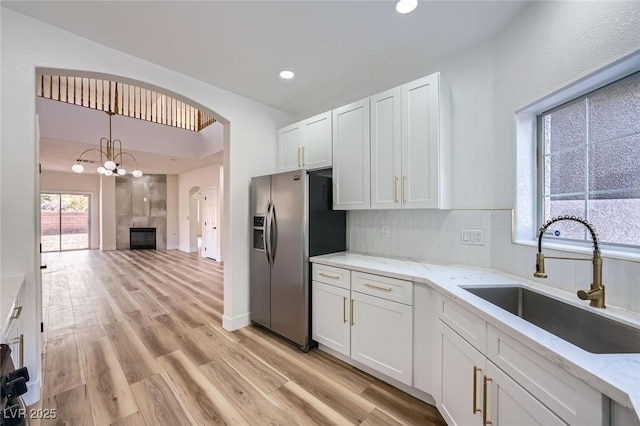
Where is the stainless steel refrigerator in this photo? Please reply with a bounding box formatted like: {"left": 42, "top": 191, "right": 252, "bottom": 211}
{"left": 250, "top": 169, "right": 346, "bottom": 351}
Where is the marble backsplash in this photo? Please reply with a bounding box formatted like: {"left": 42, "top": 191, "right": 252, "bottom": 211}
{"left": 347, "top": 208, "right": 640, "bottom": 315}
{"left": 116, "top": 174, "right": 167, "bottom": 250}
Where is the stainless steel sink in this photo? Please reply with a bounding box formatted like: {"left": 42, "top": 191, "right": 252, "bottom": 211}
{"left": 462, "top": 285, "right": 640, "bottom": 354}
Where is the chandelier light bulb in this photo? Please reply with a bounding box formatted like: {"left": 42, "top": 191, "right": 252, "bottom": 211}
{"left": 97, "top": 166, "right": 106, "bottom": 174}
{"left": 104, "top": 160, "right": 117, "bottom": 170}
{"left": 72, "top": 163, "right": 84, "bottom": 173}
{"left": 117, "top": 168, "right": 126, "bottom": 176}
{"left": 132, "top": 169, "right": 143, "bottom": 178}
{"left": 395, "top": 0, "right": 418, "bottom": 14}
{"left": 104, "top": 169, "right": 113, "bottom": 176}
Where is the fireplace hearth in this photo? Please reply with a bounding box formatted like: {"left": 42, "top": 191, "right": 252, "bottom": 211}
{"left": 130, "top": 227, "right": 156, "bottom": 250}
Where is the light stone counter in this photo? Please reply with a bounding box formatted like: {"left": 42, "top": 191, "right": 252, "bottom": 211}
{"left": 1, "top": 275, "right": 26, "bottom": 340}
{"left": 310, "top": 251, "right": 640, "bottom": 421}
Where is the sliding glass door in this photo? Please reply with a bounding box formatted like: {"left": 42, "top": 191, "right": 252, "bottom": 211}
{"left": 41, "top": 193, "right": 90, "bottom": 252}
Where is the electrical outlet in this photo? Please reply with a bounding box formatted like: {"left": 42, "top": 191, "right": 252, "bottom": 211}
{"left": 381, "top": 225, "right": 390, "bottom": 238}
{"left": 461, "top": 229, "right": 485, "bottom": 246}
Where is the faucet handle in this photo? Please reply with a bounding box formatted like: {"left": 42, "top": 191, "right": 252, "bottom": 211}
{"left": 534, "top": 253, "right": 547, "bottom": 278}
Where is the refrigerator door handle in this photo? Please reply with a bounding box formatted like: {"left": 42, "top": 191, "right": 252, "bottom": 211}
{"left": 270, "top": 203, "right": 278, "bottom": 263}
{"left": 264, "top": 201, "right": 272, "bottom": 266}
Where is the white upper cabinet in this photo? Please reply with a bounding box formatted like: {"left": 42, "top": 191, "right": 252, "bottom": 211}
{"left": 277, "top": 111, "right": 332, "bottom": 172}
{"left": 370, "top": 87, "right": 402, "bottom": 209}
{"left": 332, "top": 99, "right": 370, "bottom": 210}
{"left": 369, "top": 73, "right": 450, "bottom": 210}
{"left": 278, "top": 122, "right": 304, "bottom": 172}
{"left": 401, "top": 73, "right": 450, "bottom": 209}
{"left": 334, "top": 71, "right": 450, "bottom": 211}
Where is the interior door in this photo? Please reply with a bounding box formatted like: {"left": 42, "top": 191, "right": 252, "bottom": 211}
{"left": 202, "top": 188, "right": 218, "bottom": 260}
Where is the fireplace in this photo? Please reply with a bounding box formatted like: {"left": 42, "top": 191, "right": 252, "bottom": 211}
{"left": 130, "top": 227, "right": 156, "bottom": 250}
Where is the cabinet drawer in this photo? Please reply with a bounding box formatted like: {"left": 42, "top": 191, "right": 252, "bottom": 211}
{"left": 312, "top": 264, "right": 350, "bottom": 289}
{"left": 487, "top": 325, "right": 603, "bottom": 425}
{"left": 351, "top": 271, "right": 412, "bottom": 305}
{"left": 437, "top": 294, "right": 486, "bottom": 353}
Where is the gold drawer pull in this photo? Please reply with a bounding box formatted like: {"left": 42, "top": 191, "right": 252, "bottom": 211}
{"left": 364, "top": 282, "right": 392, "bottom": 292}
{"left": 483, "top": 375, "right": 492, "bottom": 425}
{"left": 351, "top": 299, "right": 355, "bottom": 326}
{"left": 343, "top": 297, "right": 347, "bottom": 323}
{"left": 473, "top": 366, "right": 481, "bottom": 414}
{"left": 319, "top": 272, "right": 340, "bottom": 279}
{"left": 394, "top": 176, "right": 399, "bottom": 203}
{"left": 402, "top": 175, "right": 407, "bottom": 203}
{"left": 11, "top": 305, "right": 22, "bottom": 320}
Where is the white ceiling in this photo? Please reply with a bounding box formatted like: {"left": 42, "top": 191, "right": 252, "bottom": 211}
{"left": 3, "top": 0, "right": 529, "bottom": 116}
{"left": 7, "top": 0, "right": 529, "bottom": 175}
{"left": 37, "top": 98, "right": 224, "bottom": 174}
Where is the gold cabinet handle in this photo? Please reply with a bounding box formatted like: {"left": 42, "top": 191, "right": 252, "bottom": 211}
{"left": 394, "top": 176, "right": 399, "bottom": 203}
{"left": 473, "top": 366, "right": 482, "bottom": 414}
{"left": 10, "top": 334, "right": 24, "bottom": 368}
{"left": 364, "top": 282, "right": 392, "bottom": 292}
{"left": 301, "top": 146, "right": 306, "bottom": 166}
{"left": 402, "top": 175, "right": 407, "bottom": 203}
{"left": 351, "top": 299, "right": 355, "bottom": 326}
{"left": 483, "top": 375, "right": 493, "bottom": 425}
{"left": 319, "top": 272, "right": 340, "bottom": 279}
{"left": 11, "top": 305, "right": 22, "bottom": 320}
{"left": 297, "top": 147, "right": 302, "bottom": 167}
{"left": 343, "top": 297, "right": 347, "bottom": 323}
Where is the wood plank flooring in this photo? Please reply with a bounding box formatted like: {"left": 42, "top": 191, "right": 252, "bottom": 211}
{"left": 34, "top": 249, "right": 446, "bottom": 426}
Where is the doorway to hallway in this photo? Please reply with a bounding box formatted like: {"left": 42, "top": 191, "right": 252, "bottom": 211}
{"left": 40, "top": 193, "right": 90, "bottom": 252}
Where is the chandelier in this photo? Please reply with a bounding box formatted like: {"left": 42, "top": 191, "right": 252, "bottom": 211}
{"left": 71, "top": 111, "right": 143, "bottom": 177}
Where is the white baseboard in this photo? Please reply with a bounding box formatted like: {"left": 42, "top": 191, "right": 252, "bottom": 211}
{"left": 222, "top": 313, "right": 250, "bottom": 331}
{"left": 100, "top": 245, "right": 116, "bottom": 251}
{"left": 166, "top": 244, "right": 179, "bottom": 250}
{"left": 318, "top": 344, "right": 436, "bottom": 406}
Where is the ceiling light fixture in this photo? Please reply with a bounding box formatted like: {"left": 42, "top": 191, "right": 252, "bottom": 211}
{"left": 72, "top": 111, "right": 143, "bottom": 178}
{"left": 394, "top": 0, "right": 418, "bottom": 14}
{"left": 279, "top": 70, "right": 295, "bottom": 80}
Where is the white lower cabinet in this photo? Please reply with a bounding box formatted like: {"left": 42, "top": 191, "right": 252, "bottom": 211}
{"left": 436, "top": 320, "right": 486, "bottom": 426}
{"left": 312, "top": 281, "right": 350, "bottom": 357}
{"left": 312, "top": 265, "right": 413, "bottom": 386}
{"left": 351, "top": 290, "right": 412, "bottom": 385}
{"left": 437, "top": 320, "right": 564, "bottom": 426}
{"left": 486, "top": 362, "right": 565, "bottom": 426}
{"left": 436, "top": 295, "right": 604, "bottom": 426}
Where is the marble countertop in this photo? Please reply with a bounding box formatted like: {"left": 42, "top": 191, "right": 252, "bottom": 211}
{"left": 1, "top": 275, "right": 26, "bottom": 340}
{"left": 310, "top": 251, "right": 640, "bottom": 419}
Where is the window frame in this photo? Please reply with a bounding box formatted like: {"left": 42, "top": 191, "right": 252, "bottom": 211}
{"left": 513, "top": 52, "right": 640, "bottom": 261}
{"left": 535, "top": 70, "right": 640, "bottom": 250}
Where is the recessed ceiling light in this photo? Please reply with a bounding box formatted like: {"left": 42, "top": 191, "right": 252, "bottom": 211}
{"left": 395, "top": 0, "right": 418, "bottom": 14}
{"left": 279, "top": 70, "right": 295, "bottom": 80}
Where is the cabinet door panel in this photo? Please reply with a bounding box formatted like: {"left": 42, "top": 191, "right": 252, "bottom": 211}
{"left": 436, "top": 320, "right": 485, "bottom": 426}
{"left": 312, "top": 281, "right": 350, "bottom": 356}
{"left": 303, "top": 112, "right": 332, "bottom": 170}
{"left": 278, "top": 124, "right": 303, "bottom": 172}
{"left": 413, "top": 284, "right": 435, "bottom": 394}
{"left": 401, "top": 74, "right": 440, "bottom": 209}
{"left": 370, "top": 88, "right": 401, "bottom": 209}
{"left": 351, "top": 291, "right": 412, "bottom": 385}
{"left": 332, "top": 99, "right": 370, "bottom": 210}
{"left": 487, "top": 362, "right": 566, "bottom": 426}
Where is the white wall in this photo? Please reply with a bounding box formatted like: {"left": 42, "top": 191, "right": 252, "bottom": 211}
{"left": 348, "top": 2, "right": 640, "bottom": 315}
{"left": 166, "top": 174, "right": 179, "bottom": 250}
{"left": 99, "top": 176, "right": 116, "bottom": 251}
{"left": 0, "top": 7, "right": 292, "bottom": 404}
{"left": 40, "top": 171, "right": 100, "bottom": 249}
{"left": 178, "top": 164, "right": 221, "bottom": 253}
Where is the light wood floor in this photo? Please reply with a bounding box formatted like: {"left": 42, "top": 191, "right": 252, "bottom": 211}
{"left": 33, "top": 249, "right": 446, "bottom": 426}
